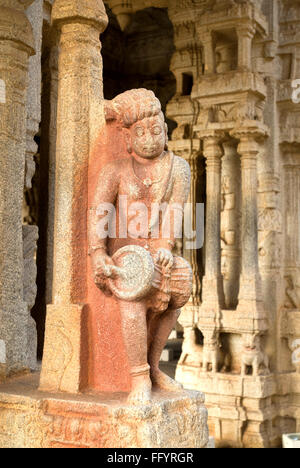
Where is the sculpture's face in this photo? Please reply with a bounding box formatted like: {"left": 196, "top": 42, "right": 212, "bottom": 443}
{"left": 128, "top": 115, "right": 167, "bottom": 160}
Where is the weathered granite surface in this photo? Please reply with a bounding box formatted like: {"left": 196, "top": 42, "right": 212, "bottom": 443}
{"left": 0, "top": 373, "right": 208, "bottom": 448}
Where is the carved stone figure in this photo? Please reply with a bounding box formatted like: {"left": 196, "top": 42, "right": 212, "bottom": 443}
{"left": 202, "top": 329, "right": 231, "bottom": 373}
{"left": 179, "top": 326, "right": 203, "bottom": 366}
{"left": 89, "top": 89, "right": 192, "bottom": 405}
{"left": 241, "top": 334, "right": 269, "bottom": 377}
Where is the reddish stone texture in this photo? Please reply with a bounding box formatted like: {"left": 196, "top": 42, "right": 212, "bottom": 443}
{"left": 87, "top": 120, "right": 131, "bottom": 393}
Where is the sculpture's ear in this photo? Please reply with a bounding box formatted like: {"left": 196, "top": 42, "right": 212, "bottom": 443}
{"left": 104, "top": 100, "right": 118, "bottom": 122}
{"left": 123, "top": 128, "right": 132, "bottom": 154}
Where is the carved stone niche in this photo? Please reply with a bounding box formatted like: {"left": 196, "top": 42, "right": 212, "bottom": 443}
{"left": 170, "top": 48, "right": 202, "bottom": 97}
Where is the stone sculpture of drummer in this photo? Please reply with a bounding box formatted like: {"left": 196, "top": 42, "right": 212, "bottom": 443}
{"left": 89, "top": 89, "right": 192, "bottom": 405}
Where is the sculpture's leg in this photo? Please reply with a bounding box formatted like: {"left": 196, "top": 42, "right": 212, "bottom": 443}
{"left": 119, "top": 300, "right": 152, "bottom": 405}
{"left": 148, "top": 308, "right": 184, "bottom": 392}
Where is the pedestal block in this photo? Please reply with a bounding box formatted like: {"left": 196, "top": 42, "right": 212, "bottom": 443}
{"left": 0, "top": 373, "right": 209, "bottom": 448}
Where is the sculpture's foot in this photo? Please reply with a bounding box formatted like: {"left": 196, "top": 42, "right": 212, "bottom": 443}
{"left": 151, "top": 368, "right": 184, "bottom": 392}
{"left": 127, "top": 374, "right": 152, "bottom": 406}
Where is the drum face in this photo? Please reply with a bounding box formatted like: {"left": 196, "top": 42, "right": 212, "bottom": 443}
{"left": 108, "top": 245, "right": 155, "bottom": 301}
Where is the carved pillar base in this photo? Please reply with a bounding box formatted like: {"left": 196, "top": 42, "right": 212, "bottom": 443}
{"left": 39, "top": 304, "right": 88, "bottom": 393}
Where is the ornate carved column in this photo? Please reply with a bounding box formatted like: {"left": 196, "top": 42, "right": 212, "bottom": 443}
{"left": 183, "top": 148, "right": 201, "bottom": 305}
{"left": 230, "top": 124, "right": 269, "bottom": 325}
{"left": 0, "top": 0, "right": 35, "bottom": 377}
{"left": 198, "top": 131, "right": 224, "bottom": 325}
{"left": 236, "top": 25, "right": 255, "bottom": 71}
{"left": 40, "top": 0, "right": 108, "bottom": 393}
{"left": 221, "top": 139, "right": 241, "bottom": 309}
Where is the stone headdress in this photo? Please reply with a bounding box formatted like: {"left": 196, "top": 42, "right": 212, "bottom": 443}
{"left": 105, "top": 88, "right": 164, "bottom": 128}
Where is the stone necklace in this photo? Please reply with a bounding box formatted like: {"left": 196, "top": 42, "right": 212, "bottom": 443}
{"left": 131, "top": 154, "right": 166, "bottom": 188}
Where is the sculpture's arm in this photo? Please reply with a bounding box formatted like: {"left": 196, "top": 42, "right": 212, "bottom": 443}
{"left": 160, "top": 156, "right": 191, "bottom": 252}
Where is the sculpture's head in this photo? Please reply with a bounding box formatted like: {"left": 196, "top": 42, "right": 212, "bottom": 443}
{"left": 106, "top": 89, "right": 168, "bottom": 160}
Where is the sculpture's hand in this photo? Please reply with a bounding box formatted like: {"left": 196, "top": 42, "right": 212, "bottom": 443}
{"left": 94, "top": 253, "right": 116, "bottom": 279}
{"left": 92, "top": 253, "right": 117, "bottom": 295}
{"left": 155, "top": 248, "right": 174, "bottom": 270}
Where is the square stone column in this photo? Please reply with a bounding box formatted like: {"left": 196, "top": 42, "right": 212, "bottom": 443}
{"left": 0, "top": 0, "right": 35, "bottom": 378}
{"left": 39, "top": 0, "right": 108, "bottom": 393}
{"left": 201, "top": 31, "right": 215, "bottom": 75}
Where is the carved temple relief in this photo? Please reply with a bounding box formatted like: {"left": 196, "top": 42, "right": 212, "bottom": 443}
{"left": 89, "top": 89, "right": 192, "bottom": 405}
{"left": 282, "top": 150, "right": 300, "bottom": 310}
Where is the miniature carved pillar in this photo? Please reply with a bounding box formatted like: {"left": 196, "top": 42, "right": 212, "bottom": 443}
{"left": 237, "top": 26, "right": 255, "bottom": 71}
{"left": 199, "top": 132, "right": 224, "bottom": 321}
{"left": 183, "top": 148, "right": 201, "bottom": 307}
{"left": 0, "top": 0, "right": 35, "bottom": 376}
{"left": 39, "top": 0, "right": 108, "bottom": 393}
{"left": 230, "top": 126, "right": 268, "bottom": 321}
{"left": 221, "top": 140, "right": 241, "bottom": 309}
{"left": 201, "top": 32, "right": 215, "bottom": 75}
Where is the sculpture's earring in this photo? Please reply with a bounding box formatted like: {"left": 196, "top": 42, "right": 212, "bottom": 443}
{"left": 165, "top": 124, "right": 169, "bottom": 151}
{"left": 127, "top": 142, "right": 133, "bottom": 154}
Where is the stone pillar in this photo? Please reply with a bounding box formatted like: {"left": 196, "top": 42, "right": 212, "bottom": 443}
{"left": 0, "top": 0, "right": 35, "bottom": 377}
{"left": 237, "top": 25, "right": 255, "bottom": 71}
{"left": 39, "top": 0, "right": 108, "bottom": 393}
{"left": 221, "top": 139, "right": 241, "bottom": 309}
{"left": 178, "top": 145, "right": 201, "bottom": 337}
{"left": 230, "top": 125, "right": 268, "bottom": 324}
{"left": 199, "top": 131, "right": 224, "bottom": 324}
{"left": 44, "top": 36, "right": 58, "bottom": 308}
{"left": 202, "top": 32, "right": 215, "bottom": 74}
{"left": 25, "top": 0, "right": 43, "bottom": 190}
{"left": 107, "top": 0, "right": 133, "bottom": 31}
{"left": 32, "top": 24, "right": 59, "bottom": 359}
{"left": 183, "top": 148, "right": 201, "bottom": 307}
